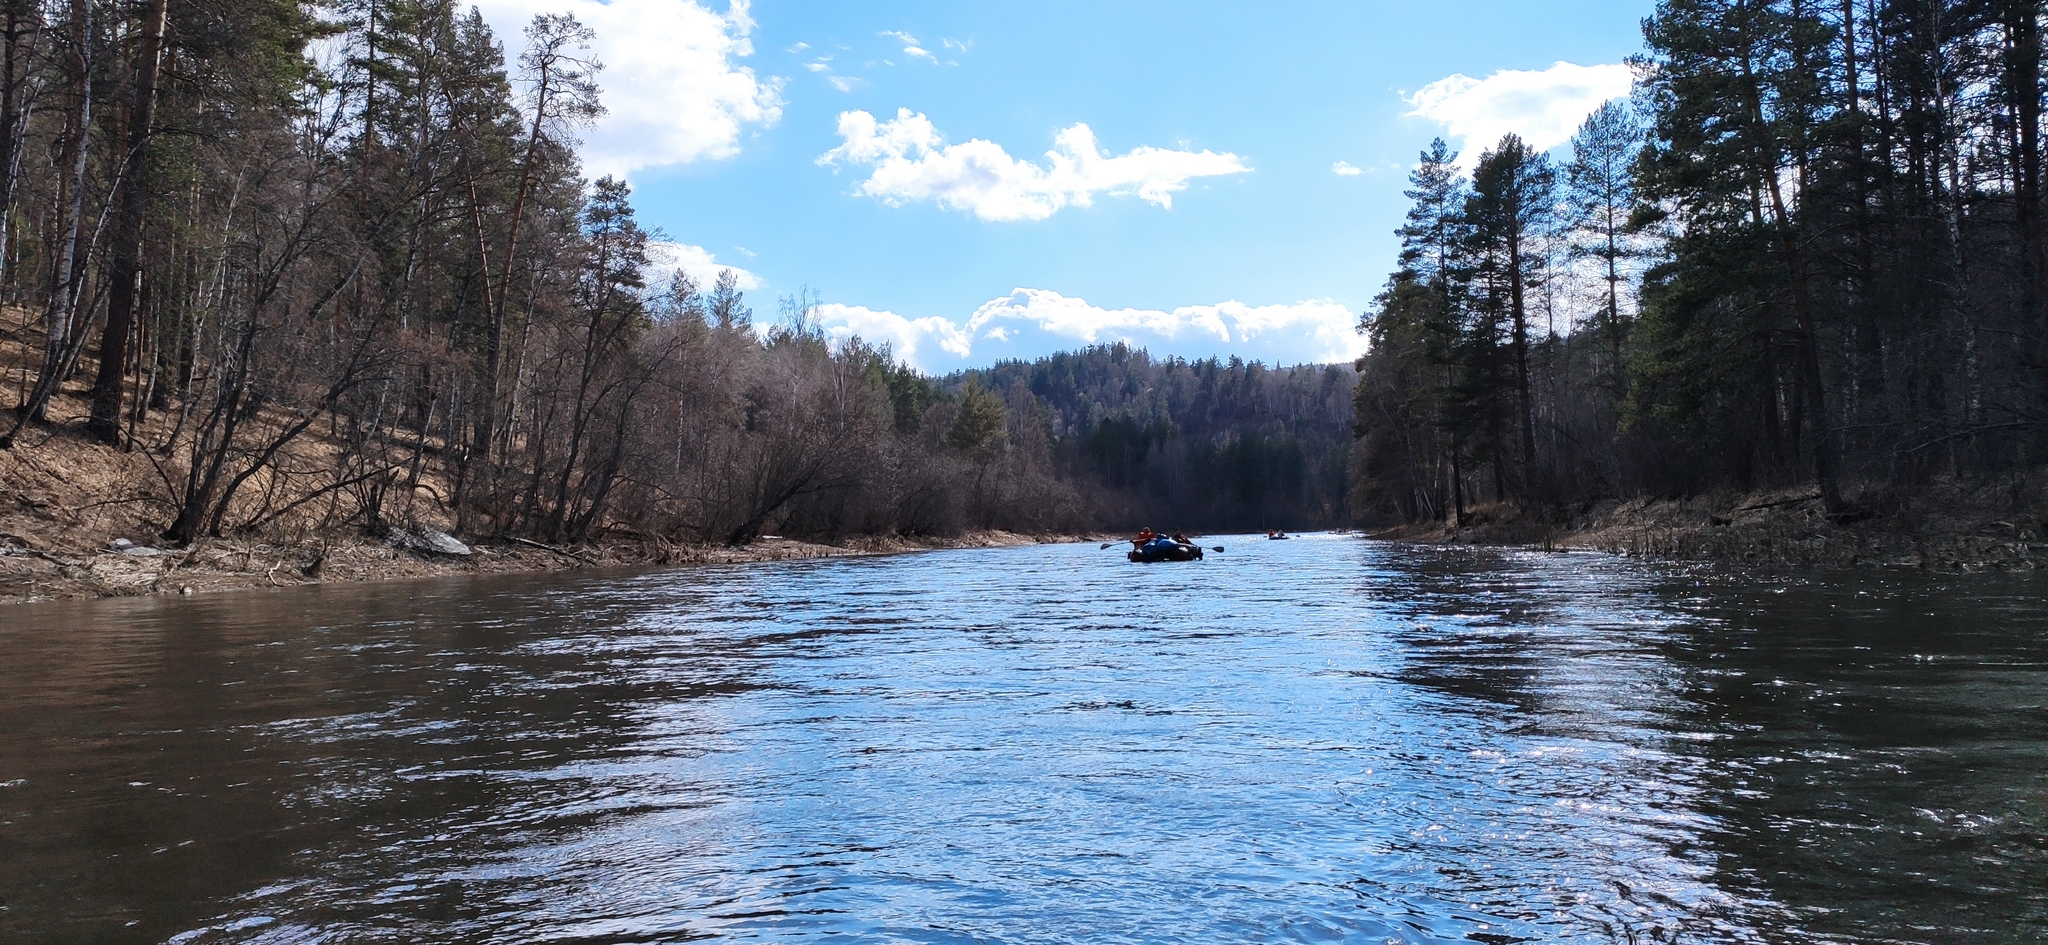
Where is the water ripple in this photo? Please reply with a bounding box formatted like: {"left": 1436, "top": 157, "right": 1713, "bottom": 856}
{"left": 2, "top": 537, "right": 2044, "bottom": 943}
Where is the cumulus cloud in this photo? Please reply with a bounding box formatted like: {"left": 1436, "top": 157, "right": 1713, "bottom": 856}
{"left": 816, "top": 303, "right": 974, "bottom": 364}
{"left": 1332, "top": 161, "right": 1363, "bottom": 176}
{"left": 474, "top": 0, "right": 783, "bottom": 178}
{"left": 817, "top": 109, "right": 1250, "bottom": 221}
{"left": 647, "top": 240, "right": 761, "bottom": 291}
{"left": 969, "top": 290, "right": 1364, "bottom": 359}
{"left": 1406, "top": 61, "right": 1633, "bottom": 164}
{"left": 814, "top": 288, "right": 1365, "bottom": 371}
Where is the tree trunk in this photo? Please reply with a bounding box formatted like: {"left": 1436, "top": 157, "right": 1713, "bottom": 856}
{"left": 0, "top": 0, "right": 40, "bottom": 295}
{"left": 2, "top": 0, "right": 91, "bottom": 444}
{"left": 476, "top": 60, "right": 553, "bottom": 465}
{"left": 2002, "top": 1, "right": 2044, "bottom": 337}
{"left": 1507, "top": 218, "right": 1536, "bottom": 483}
{"left": 1738, "top": 35, "right": 1845, "bottom": 513}
{"left": 85, "top": 0, "right": 170, "bottom": 443}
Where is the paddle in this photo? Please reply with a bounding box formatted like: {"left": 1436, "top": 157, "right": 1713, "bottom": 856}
{"left": 1100, "top": 540, "right": 1225, "bottom": 553}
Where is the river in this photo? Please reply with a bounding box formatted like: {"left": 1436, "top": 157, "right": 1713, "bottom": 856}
{"left": 1, "top": 535, "right": 2043, "bottom": 943}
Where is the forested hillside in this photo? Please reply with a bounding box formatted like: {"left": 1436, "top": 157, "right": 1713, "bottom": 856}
{"left": 1353, "top": 0, "right": 2048, "bottom": 525}
{"left": 968, "top": 345, "right": 1356, "bottom": 531}
{"left": 0, "top": 0, "right": 1351, "bottom": 548}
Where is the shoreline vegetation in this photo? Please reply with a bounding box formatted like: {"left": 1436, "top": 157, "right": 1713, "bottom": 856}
{"left": 5, "top": 362, "right": 2039, "bottom": 608}
{"left": 14, "top": 487, "right": 2043, "bottom": 607}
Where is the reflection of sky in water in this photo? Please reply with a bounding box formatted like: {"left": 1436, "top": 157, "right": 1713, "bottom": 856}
{"left": 2, "top": 539, "right": 2044, "bottom": 943}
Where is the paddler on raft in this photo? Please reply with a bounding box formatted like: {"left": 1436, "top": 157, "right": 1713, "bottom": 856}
{"left": 1129, "top": 528, "right": 1199, "bottom": 550}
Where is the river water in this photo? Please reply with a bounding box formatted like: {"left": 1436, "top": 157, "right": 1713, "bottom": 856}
{"left": 1, "top": 535, "right": 2043, "bottom": 943}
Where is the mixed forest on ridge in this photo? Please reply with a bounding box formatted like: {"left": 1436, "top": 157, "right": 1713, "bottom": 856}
{"left": 1, "top": 0, "right": 2043, "bottom": 571}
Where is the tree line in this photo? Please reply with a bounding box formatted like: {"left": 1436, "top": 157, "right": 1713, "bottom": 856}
{"left": 1353, "top": 0, "right": 2048, "bottom": 524}
{"left": 0, "top": 0, "right": 1355, "bottom": 545}
{"left": 966, "top": 344, "right": 1356, "bottom": 532}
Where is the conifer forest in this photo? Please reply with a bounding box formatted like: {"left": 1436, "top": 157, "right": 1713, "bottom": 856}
{"left": 1354, "top": 0, "right": 2048, "bottom": 525}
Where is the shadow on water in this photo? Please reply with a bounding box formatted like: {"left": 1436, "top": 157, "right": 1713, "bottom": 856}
{"left": 0, "top": 568, "right": 768, "bottom": 944}
{"left": 1, "top": 541, "right": 2044, "bottom": 943}
{"left": 1651, "top": 570, "right": 2048, "bottom": 942}
{"left": 1357, "top": 545, "right": 2048, "bottom": 943}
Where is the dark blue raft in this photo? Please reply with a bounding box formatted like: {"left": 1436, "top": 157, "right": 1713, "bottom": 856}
{"left": 1129, "top": 538, "right": 1203, "bottom": 562}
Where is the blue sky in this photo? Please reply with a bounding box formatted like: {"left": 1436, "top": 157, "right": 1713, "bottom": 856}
{"left": 471, "top": 0, "right": 1655, "bottom": 372}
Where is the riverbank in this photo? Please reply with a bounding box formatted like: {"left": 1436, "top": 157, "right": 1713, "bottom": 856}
{"left": 1372, "top": 477, "right": 2048, "bottom": 572}
{"left": 0, "top": 330, "right": 1099, "bottom": 604}
{"left": 0, "top": 425, "right": 1093, "bottom": 604}
{"left": 0, "top": 385, "right": 1096, "bottom": 604}
{"left": 0, "top": 528, "right": 1093, "bottom": 605}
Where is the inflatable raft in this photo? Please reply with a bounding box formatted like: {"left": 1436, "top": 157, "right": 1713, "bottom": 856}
{"left": 1129, "top": 538, "right": 1203, "bottom": 562}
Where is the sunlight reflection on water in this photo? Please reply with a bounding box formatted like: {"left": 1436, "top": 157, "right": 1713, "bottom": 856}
{"left": 3, "top": 536, "right": 2045, "bottom": 943}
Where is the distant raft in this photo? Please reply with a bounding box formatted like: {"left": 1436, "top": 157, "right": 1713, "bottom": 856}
{"left": 1129, "top": 538, "right": 1203, "bottom": 563}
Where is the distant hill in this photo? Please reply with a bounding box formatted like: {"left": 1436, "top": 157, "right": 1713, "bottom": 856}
{"left": 954, "top": 343, "right": 1358, "bottom": 532}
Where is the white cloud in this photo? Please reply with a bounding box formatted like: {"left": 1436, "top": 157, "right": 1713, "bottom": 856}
{"left": 967, "top": 288, "right": 1229, "bottom": 345}
{"left": 474, "top": 0, "right": 784, "bottom": 178}
{"left": 1332, "top": 161, "right": 1363, "bottom": 176}
{"left": 817, "top": 109, "right": 1251, "bottom": 222}
{"left": 877, "top": 30, "right": 938, "bottom": 61}
{"left": 814, "top": 288, "right": 1365, "bottom": 371}
{"left": 1405, "top": 61, "right": 1633, "bottom": 165}
{"left": 826, "top": 75, "right": 862, "bottom": 93}
{"left": 647, "top": 240, "right": 761, "bottom": 291}
{"left": 816, "top": 303, "right": 974, "bottom": 363}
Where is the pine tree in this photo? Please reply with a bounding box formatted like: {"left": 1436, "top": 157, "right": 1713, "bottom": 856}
{"left": 946, "top": 379, "right": 1009, "bottom": 458}
{"left": 1563, "top": 100, "right": 1644, "bottom": 386}
{"left": 1396, "top": 138, "right": 1470, "bottom": 305}
{"left": 1465, "top": 134, "right": 1555, "bottom": 493}
{"left": 1383, "top": 139, "right": 1473, "bottom": 517}
{"left": 1636, "top": 0, "right": 1845, "bottom": 510}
